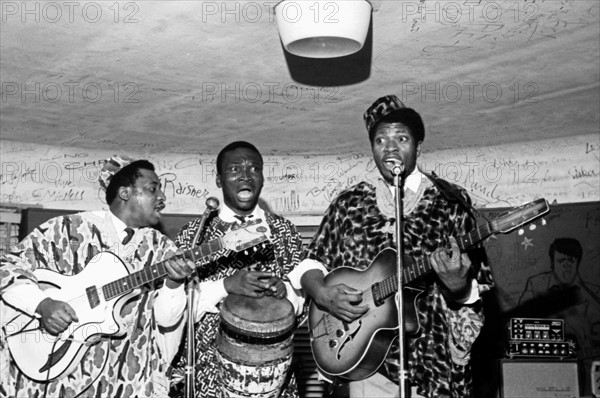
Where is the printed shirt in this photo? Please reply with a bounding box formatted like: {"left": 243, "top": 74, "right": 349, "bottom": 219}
{"left": 0, "top": 211, "right": 181, "bottom": 398}
{"left": 302, "top": 178, "right": 494, "bottom": 398}
{"left": 171, "top": 208, "right": 303, "bottom": 398}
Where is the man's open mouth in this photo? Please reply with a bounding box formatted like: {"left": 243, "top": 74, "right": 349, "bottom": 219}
{"left": 237, "top": 188, "right": 253, "bottom": 200}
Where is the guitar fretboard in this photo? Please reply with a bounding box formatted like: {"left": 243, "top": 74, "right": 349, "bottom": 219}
{"left": 102, "top": 239, "right": 224, "bottom": 301}
{"left": 374, "top": 221, "right": 495, "bottom": 301}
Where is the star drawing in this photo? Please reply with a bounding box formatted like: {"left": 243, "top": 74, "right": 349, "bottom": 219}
{"left": 521, "top": 236, "right": 534, "bottom": 250}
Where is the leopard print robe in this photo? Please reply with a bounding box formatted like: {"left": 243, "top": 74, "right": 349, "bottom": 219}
{"left": 304, "top": 178, "right": 494, "bottom": 398}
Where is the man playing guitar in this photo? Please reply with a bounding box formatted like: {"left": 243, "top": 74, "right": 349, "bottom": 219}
{"left": 287, "top": 96, "right": 494, "bottom": 398}
{"left": 0, "top": 156, "right": 195, "bottom": 397}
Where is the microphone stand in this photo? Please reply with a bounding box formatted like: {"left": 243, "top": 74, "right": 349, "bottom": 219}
{"left": 392, "top": 167, "right": 409, "bottom": 398}
{"left": 185, "top": 197, "right": 219, "bottom": 398}
{"left": 184, "top": 274, "right": 197, "bottom": 398}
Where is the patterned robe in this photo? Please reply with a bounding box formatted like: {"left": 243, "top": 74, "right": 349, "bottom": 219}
{"left": 0, "top": 211, "right": 180, "bottom": 398}
{"left": 304, "top": 178, "right": 494, "bottom": 398}
{"left": 171, "top": 211, "right": 303, "bottom": 398}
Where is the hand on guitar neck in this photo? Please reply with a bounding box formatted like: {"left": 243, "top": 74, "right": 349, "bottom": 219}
{"left": 162, "top": 254, "right": 196, "bottom": 288}
{"left": 301, "top": 268, "right": 369, "bottom": 323}
{"left": 430, "top": 236, "right": 474, "bottom": 303}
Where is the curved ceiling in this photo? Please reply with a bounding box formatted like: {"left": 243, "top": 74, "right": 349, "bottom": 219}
{"left": 1, "top": 0, "right": 599, "bottom": 156}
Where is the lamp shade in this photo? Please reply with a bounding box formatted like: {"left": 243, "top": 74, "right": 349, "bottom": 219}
{"left": 275, "top": 0, "right": 372, "bottom": 58}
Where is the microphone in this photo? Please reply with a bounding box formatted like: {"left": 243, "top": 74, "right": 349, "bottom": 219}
{"left": 191, "top": 197, "right": 220, "bottom": 248}
{"left": 386, "top": 160, "right": 404, "bottom": 176}
{"left": 205, "top": 196, "right": 220, "bottom": 213}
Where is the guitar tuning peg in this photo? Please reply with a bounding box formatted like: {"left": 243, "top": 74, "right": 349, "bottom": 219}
{"left": 518, "top": 228, "right": 524, "bottom": 235}
{"left": 541, "top": 218, "right": 547, "bottom": 226}
{"left": 529, "top": 224, "right": 536, "bottom": 231}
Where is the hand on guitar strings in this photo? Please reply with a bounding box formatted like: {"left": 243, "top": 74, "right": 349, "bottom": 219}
{"left": 430, "top": 236, "right": 472, "bottom": 302}
{"left": 317, "top": 284, "right": 369, "bottom": 323}
{"left": 224, "top": 269, "right": 286, "bottom": 299}
{"left": 35, "top": 297, "right": 79, "bottom": 336}
{"left": 163, "top": 254, "right": 196, "bottom": 288}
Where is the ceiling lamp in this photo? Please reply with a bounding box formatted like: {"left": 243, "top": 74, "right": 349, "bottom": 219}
{"left": 275, "top": 0, "right": 372, "bottom": 58}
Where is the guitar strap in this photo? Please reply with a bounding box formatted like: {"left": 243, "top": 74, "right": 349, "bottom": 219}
{"left": 426, "top": 171, "right": 479, "bottom": 222}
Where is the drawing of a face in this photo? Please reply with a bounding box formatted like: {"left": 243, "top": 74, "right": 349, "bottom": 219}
{"left": 553, "top": 251, "right": 579, "bottom": 285}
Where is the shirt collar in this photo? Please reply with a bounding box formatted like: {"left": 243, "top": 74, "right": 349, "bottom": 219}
{"left": 405, "top": 167, "right": 423, "bottom": 193}
{"left": 219, "top": 204, "right": 264, "bottom": 223}
{"left": 109, "top": 210, "right": 135, "bottom": 240}
{"left": 387, "top": 167, "right": 423, "bottom": 194}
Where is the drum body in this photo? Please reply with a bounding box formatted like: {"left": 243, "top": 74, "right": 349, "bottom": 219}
{"left": 216, "top": 294, "right": 295, "bottom": 398}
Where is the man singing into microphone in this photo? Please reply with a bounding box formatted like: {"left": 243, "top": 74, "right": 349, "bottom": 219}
{"left": 287, "top": 96, "right": 494, "bottom": 397}
{"left": 169, "top": 141, "right": 304, "bottom": 397}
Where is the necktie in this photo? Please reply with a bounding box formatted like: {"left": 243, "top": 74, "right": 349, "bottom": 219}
{"left": 234, "top": 214, "right": 253, "bottom": 224}
{"left": 122, "top": 227, "right": 135, "bottom": 244}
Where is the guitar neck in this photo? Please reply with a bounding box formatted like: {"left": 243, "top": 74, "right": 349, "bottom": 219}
{"left": 376, "top": 221, "right": 496, "bottom": 299}
{"left": 102, "top": 238, "right": 224, "bottom": 300}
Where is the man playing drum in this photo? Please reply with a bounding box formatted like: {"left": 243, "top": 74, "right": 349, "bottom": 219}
{"left": 169, "top": 141, "right": 304, "bottom": 398}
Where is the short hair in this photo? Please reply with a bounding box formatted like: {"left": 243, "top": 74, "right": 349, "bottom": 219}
{"left": 368, "top": 108, "right": 425, "bottom": 144}
{"left": 549, "top": 238, "right": 583, "bottom": 264}
{"left": 105, "top": 160, "right": 155, "bottom": 205}
{"left": 216, "top": 141, "right": 263, "bottom": 175}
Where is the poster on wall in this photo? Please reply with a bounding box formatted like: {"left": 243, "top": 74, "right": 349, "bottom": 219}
{"left": 480, "top": 201, "right": 600, "bottom": 395}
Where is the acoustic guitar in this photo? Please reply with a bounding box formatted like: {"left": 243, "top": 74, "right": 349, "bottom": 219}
{"left": 3, "top": 219, "right": 271, "bottom": 382}
{"left": 308, "top": 198, "right": 550, "bottom": 381}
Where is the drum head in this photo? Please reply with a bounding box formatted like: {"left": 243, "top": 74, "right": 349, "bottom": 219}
{"left": 221, "top": 294, "right": 295, "bottom": 339}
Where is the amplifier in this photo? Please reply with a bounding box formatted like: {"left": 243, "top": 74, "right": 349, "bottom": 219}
{"left": 506, "top": 340, "right": 572, "bottom": 359}
{"left": 499, "top": 359, "right": 580, "bottom": 398}
{"left": 509, "top": 317, "right": 564, "bottom": 341}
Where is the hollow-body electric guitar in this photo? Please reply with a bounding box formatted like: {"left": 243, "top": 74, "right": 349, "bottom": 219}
{"left": 308, "top": 198, "right": 550, "bottom": 381}
{"left": 3, "top": 219, "right": 271, "bottom": 382}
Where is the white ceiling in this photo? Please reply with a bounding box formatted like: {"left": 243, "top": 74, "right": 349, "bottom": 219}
{"left": 1, "top": 0, "right": 599, "bottom": 157}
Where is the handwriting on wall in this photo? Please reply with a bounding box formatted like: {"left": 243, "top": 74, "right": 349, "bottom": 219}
{"left": 1, "top": 133, "right": 598, "bottom": 214}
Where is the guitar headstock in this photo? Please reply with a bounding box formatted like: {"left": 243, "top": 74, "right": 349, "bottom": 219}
{"left": 493, "top": 198, "right": 550, "bottom": 234}
{"left": 221, "top": 218, "right": 272, "bottom": 253}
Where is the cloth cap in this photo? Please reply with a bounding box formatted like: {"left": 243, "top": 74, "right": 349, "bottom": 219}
{"left": 98, "top": 155, "right": 136, "bottom": 191}
{"left": 363, "top": 95, "right": 406, "bottom": 133}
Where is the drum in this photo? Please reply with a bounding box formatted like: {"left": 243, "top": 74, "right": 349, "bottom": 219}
{"left": 216, "top": 293, "right": 296, "bottom": 398}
